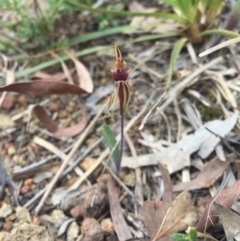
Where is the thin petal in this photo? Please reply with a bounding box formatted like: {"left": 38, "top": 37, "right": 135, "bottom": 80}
{"left": 107, "top": 83, "right": 120, "bottom": 112}
{"left": 118, "top": 81, "right": 131, "bottom": 116}
{"left": 114, "top": 45, "right": 122, "bottom": 60}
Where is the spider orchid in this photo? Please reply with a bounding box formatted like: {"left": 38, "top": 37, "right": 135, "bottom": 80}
{"left": 108, "top": 45, "right": 132, "bottom": 117}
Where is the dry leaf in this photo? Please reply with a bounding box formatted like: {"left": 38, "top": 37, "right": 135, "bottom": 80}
{"left": 0, "top": 69, "right": 16, "bottom": 108}
{"left": 142, "top": 163, "right": 173, "bottom": 240}
{"left": 108, "top": 176, "right": 132, "bottom": 241}
{"left": 127, "top": 2, "right": 180, "bottom": 34}
{"left": 31, "top": 70, "right": 71, "bottom": 82}
{"left": 29, "top": 99, "right": 88, "bottom": 136}
{"left": 65, "top": 51, "right": 94, "bottom": 93}
{"left": 0, "top": 80, "right": 87, "bottom": 95}
{"left": 173, "top": 153, "right": 233, "bottom": 192}
{"left": 197, "top": 180, "right": 240, "bottom": 231}
{"left": 153, "top": 191, "right": 198, "bottom": 240}
{"left": 123, "top": 114, "right": 238, "bottom": 172}
{"left": 214, "top": 203, "right": 240, "bottom": 241}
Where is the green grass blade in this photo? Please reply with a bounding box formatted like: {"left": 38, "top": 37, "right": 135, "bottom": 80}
{"left": 200, "top": 28, "right": 240, "bottom": 38}
{"left": 160, "top": 0, "right": 180, "bottom": 9}
{"left": 15, "top": 45, "right": 111, "bottom": 78}
{"left": 15, "top": 33, "right": 181, "bottom": 78}
{"left": 100, "top": 123, "right": 120, "bottom": 165}
{"left": 65, "top": 0, "right": 186, "bottom": 23}
{"left": 69, "top": 25, "right": 140, "bottom": 46}
{"left": 131, "top": 32, "right": 180, "bottom": 43}
{"left": 167, "top": 37, "right": 188, "bottom": 87}
{"left": 177, "top": 0, "right": 192, "bottom": 20}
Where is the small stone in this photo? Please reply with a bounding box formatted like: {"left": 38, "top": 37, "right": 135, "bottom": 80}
{"left": 17, "top": 95, "right": 28, "bottom": 105}
{"left": 16, "top": 206, "right": 32, "bottom": 223}
{"left": 20, "top": 185, "right": 30, "bottom": 194}
{"left": 0, "top": 114, "right": 15, "bottom": 129}
{"left": 58, "top": 110, "right": 67, "bottom": 118}
{"left": 123, "top": 170, "right": 136, "bottom": 187}
{"left": 51, "top": 210, "right": 68, "bottom": 228}
{"left": 70, "top": 206, "right": 81, "bottom": 218}
{"left": 3, "top": 220, "right": 13, "bottom": 231}
{"left": 49, "top": 101, "right": 61, "bottom": 112}
{"left": 7, "top": 145, "right": 16, "bottom": 155}
{"left": 24, "top": 178, "right": 33, "bottom": 186}
{"left": 0, "top": 202, "right": 13, "bottom": 218}
{"left": 81, "top": 218, "right": 104, "bottom": 241}
{"left": 32, "top": 217, "right": 40, "bottom": 225}
{"left": 6, "top": 213, "right": 16, "bottom": 221}
{"left": 67, "top": 221, "right": 79, "bottom": 241}
{"left": 80, "top": 157, "right": 96, "bottom": 171}
{"left": 2, "top": 94, "right": 16, "bottom": 110}
{"left": 65, "top": 105, "right": 74, "bottom": 113}
{"left": 101, "top": 218, "right": 115, "bottom": 233}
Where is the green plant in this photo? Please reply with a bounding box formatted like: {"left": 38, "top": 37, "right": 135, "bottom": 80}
{"left": 0, "top": 0, "right": 72, "bottom": 48}
{"left": 95, "top": 1, "right": 124, "bottom": 30}
{"left": 65, "top": 0, "right": 240, "bottom": 124}
{"left": 171, "top": 228, "right": 197, "bottom": 241}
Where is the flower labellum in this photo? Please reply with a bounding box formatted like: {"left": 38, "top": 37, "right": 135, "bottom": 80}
{"left": 108, "top": 45, "right": 132, "bottom": 117}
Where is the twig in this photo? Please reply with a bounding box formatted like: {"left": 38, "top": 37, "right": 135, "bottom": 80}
{"left": 125, "top": 133, "right": 143, "bottom": 215}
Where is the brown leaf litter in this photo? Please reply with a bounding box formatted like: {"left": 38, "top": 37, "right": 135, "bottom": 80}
{"left": 197, "top": 179, "right": 240, "bottom": 232}
{"left": 142, "top": 163, "right": 198, "bottom": 241}
{"left": 173, "top": 153, "right": 234, "bottom": 191}
{"left": 214, "top": 203, "right": 240, "bottom": 241}
{"left": 0, "top": 56, "right": 93, "bottom": 137}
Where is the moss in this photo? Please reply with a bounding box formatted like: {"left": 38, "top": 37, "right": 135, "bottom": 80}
{"left": 198, "top": 105, "right": 222, "bottom": 122}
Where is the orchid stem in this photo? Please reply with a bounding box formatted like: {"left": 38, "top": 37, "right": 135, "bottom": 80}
{"left": 117, "top": 115, "right": 124, "bottom": 172}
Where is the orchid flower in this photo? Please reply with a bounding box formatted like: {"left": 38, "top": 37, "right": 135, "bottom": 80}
{"left": 108, "top": 45, "right": 132, "bottom": 117}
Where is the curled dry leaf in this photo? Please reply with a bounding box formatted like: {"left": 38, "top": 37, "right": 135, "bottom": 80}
{"left": 0, "top": 76, "right": 89, "bottom": 136}
{"left": 173, "top": 153, "right": 233, "bottom": 192}
{"left": 31, "top": 71, "right": 69, "bottom": 82}
{"left": 65, "top": 51, "right": 94, "bottom": 93}
{"left": 28, "top": 98, "right": 88, "bottom": 137}
{"left": 197, "top": 180, "right": 240, "bottom": 232}
{"left": 0, "top": 80, "right": 87, "bottom": 95}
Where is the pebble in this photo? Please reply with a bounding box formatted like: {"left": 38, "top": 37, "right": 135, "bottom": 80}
{"left": 24, "top": 178, "right": 33, "bottom": 186}
{"left": 101, "top": 218, "right": 115, "bottom": 233}
{"left": 16, "top": 206, "right": 32, "bottom": 223}
{"left": 3, "top": 220, "right": 13, "bottom": 231}
{"left": 0, "top": 202, "right": 13, "bottom": 218}
{"left": 7, "top": 145, "right": 16, "bottom": 155}
{"left": 51, "top": 210, "right": 68, "bottom": 228}
{"left": 67, "top": 221, "right": 79, "bottom": 241}
{"left": 20, "top": 185, "right": 30, "bottom": 194}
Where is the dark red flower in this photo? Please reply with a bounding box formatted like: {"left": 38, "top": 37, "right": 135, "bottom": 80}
{"left": 108, "top": 45, "right": 132, "bottom": 117}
